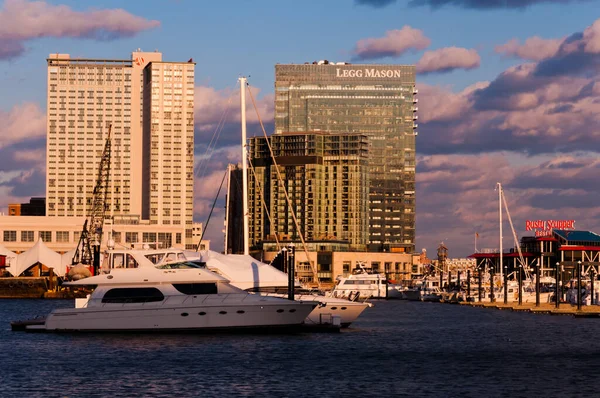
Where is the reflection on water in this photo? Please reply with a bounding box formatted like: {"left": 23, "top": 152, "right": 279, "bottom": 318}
{"left": 2, "top": 299, "right": 599, "bottom": 397}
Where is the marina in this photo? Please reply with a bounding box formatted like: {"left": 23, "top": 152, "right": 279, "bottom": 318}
{"left": 2, "top": 298, "right": 600, "bottom": 397}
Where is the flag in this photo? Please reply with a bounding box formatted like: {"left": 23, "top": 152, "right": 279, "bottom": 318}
{"left": 476, "top": 232, "right": 479, "bottom": 238}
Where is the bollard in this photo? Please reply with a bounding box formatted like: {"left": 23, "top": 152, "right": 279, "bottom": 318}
{"left": 518, "top": 265, "right": 523, "bottom": 305}
{"left": 555, "top": 262, "right": 560, "bottom": 309}
{"left": 503, "top": 266, "right": 508, "bottom": 304}
{"left": 490, "top": 269, "right": 495, "bottom": 303}
{"left": 591, "top": 268, "right": 596, "bottom": 306}
{"left": 467, "top": 270, "right": 471, "bottom": 300}
{"left": 478, "top": 268, "right": 482, "bottom": 302}
{"left": 577, "top": 261, "right": 582, "bottom": 311}
{"left": 535, "top": 263, "right": 541, "bottom": 307}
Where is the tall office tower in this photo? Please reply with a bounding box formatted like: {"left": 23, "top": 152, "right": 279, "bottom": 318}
{"left": 46, "top": 51, "right": 195, "bottom": 248}
{"left": 275, "top": 62, "right": 417, "bottom": 252}
{"left": 247, "top": 132, "right": 370, "bottom": 251}
{"left": 141, "top": 59, "right": 195, "bottom": 233}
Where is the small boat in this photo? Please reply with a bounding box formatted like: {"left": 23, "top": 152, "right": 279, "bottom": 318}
{"left": 12, "top": 260, "right": 317, "bottom": 333}
{"left": 330, "top": 263, "right": 401, "bottom": 300}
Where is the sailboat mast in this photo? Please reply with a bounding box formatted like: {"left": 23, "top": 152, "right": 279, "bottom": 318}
{"left": 239, "top": 77, "right": 250, "bottom": 255}
{"left": 498, "top": 182, "right": 503, "bottom": 280}
{"left": 224, "top": 164, "right": 231, "bottom": 254}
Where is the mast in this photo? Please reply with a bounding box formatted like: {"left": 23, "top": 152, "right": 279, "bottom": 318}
{"left": 239, "top": 77, "right": 249, "bottom": 255}
{"left": 224, "top": 164, "right": 231, "bottom": 254}
{"left": 497, "top": 182, "right": 503, "bottom": 280}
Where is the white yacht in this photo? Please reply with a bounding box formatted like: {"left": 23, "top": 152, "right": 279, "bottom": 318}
{"left": 14, "top": 259, "right": 317, "bottom": 332}
{"left": 97, "top": 248, "right": 370, "bottom": 328}
{"left": 331, "top": 264, "right": 402, "bottom": 300}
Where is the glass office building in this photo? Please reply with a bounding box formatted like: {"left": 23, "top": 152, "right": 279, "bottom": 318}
{"left": 274, "top": 62, "right": 417, "bottom": 252}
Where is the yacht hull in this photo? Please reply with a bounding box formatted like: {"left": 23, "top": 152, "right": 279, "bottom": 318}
{"left": 34, "top": 302, "right": 316, "bottom": 332}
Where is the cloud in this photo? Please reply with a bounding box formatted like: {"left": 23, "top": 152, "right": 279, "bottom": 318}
{"left": 354, "top": 0, "right": 397, "bottom": 7}
{"left": 416, "top": 47, "right": 480, "bottom": 74}
{"left": 409, "top": 0, "right": 594, "bottom": 9}
{"left": 0, "top": 0, "right": 160, "bottom": 60}
{"left": 351, "top": 26, "right": 431, "bottom": 61}
{"left": 0, "top": 102, "right": 46, "bottom": 148}
{"left": 495, "top": 37, "right": 563, "bottom": 61}
{"left": 534, "top": 19, "right": 600, "bottom": 77}
{"left": 415, "top": 153, "right": 600, "bottom": 257}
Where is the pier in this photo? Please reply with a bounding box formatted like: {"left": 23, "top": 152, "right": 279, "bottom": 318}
{"left": 458, "top": 301, "right": 600, "bottom": 318}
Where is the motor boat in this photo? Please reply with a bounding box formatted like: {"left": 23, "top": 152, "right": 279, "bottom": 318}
{"left": 330, "top": 264, "right": 402, "bottom": 300}
{"left": 96, "top": 248, "right": 369, "bottom": 328}
{"left": 12, "top": 259, "right": 317, "bottom": 332}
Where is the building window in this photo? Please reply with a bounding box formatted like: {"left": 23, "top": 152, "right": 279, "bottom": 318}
{"left": 39, "top": 231, "right": 52, "bottom": 242}
{"left": 56, "top": 231, "right": 70, "bottom": 242}
{"left": 3, "top": 231, "right": 16, "bottom": 242}
{"left": 176, "top": 233, "right": 182, "bottom": 244}
{"left": 143, "top": 232, "right": 157, "bottom": 243}
{"left": 21, "top": 231, "right": 34, "bottom": 242}
{"left": 158, "top": 233, "right": 172, "bottom": 249}
{"left": 112, "top": 232, "right": 121, "bottom": 243}
{"left": 126, "top": 232, "right": 138, "bottom": 244}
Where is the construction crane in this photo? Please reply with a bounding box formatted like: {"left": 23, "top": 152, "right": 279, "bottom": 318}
{"left": 72, "top": 124, "right": 112, "bottom": 275}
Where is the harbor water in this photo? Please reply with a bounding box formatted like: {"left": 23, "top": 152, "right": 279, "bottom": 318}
{"left": 1, "top": 299, "right": 599, "bottom": 397}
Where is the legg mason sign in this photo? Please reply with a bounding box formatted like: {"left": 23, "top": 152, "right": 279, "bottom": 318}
{"left": 525, "top": 220, "right": 575, "bottom": 237}
{"left": 336, "top": 68, "right": 403, "bottom": 78}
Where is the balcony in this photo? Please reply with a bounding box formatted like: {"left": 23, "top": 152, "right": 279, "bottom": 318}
{"left": 413, "top": 98, "right": 418, "bottom": 104}
{"left": 412, "top": 106, "right": 418, "bottom": 112}
{"left": 413, "top": 115, "right": 418, "bottom": 121}
{"left": 413, "top": 123, "right": 418, "bottom": 129}
{"left": 413, "top": 88, "right": 419, "bottom": 95}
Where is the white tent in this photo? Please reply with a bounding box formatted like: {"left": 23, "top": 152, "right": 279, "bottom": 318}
{"left": 60, "top": 248, "right": 77, "bottom": 273}
{"left": 15, "top": 238, "right": 65, "bottom": 277}
{"left": 0, "top": 243, "right": 18, "bottom": 276}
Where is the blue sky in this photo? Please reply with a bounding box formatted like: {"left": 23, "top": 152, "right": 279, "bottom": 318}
{"left": 1, "top": 0, "right": 600, "bottom": 257}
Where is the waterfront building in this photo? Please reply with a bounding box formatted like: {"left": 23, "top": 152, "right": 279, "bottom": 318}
{"left": 45, "top": 50, "right": 196, "bottom": 249}
{"left": 274, "top": 62, "right": 418, "bottom": 252}
{"left": 247, "top": 131, "right": 370, "bottom": 251}
{"left": 8, "top": 198, "right": 46, "bottom": 216}
{"left": 0, "top": 215, "right": 208, "bottom": 255}
{"left": 261, "top": 242, "right": 413, "bottom": 288}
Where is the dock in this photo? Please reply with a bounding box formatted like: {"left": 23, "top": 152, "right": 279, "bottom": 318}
{"left": 459, "top": 301, "right": 600, "bottom": 317}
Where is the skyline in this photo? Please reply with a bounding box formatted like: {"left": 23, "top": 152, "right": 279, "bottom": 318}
{"left": 1, "top": 0, "right": 600, "bottom": 257}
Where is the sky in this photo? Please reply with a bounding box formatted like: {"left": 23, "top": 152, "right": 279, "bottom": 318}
{"left": 1, "top": 0, "right": 600, "bottom": 258}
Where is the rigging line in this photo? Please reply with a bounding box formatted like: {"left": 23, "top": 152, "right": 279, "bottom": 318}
{"left": 246, "top": 84, "right": 321, "bottom": 289}
{"left": 193, "top": 85, "right": 237, "bottom": 180}
{"left": 501, "top": 189, "right": 528, "bottom": 278}
{"left": 248, "top": 158, "right": 281, "bottom": 252}
{"left": 197, "top": 166, "right": 228, "bottom": 252}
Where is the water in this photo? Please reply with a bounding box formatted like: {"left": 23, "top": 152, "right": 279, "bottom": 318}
{"left": 1, "top": 299, "right": 599, "bottom": 397}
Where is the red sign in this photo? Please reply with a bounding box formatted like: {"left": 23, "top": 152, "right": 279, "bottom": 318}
{"left": 525, "top": 220, "right": 575, "bottom": 237}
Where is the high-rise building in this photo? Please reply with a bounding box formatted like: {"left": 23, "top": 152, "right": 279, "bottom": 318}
{"left": 247, "top": 132, "right": 370, "bottom": 251}
{"left": 274, "top": 62, "right": 417, "bottom": 252}
{"left": 45, "top": 51, "right": 196, "bottom": 248}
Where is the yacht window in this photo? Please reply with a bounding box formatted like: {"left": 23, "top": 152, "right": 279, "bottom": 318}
{"left": 101, "top": 287, "right": 164, "bottom": 303}
{"left": 344, "top": 280, "right": 356, "bottom": 285}
{"left": 156, "top": 261, "right": 204, "bottom": 269}
{"left": 172, "top": 283, "right": 218, "bottom": 295}
{"left": 165, "top": 253, "right": 178, "bottom": 262}
{"left": 177, "top": 253, "right": 186, "bottom": 261}
{"left": 145, "top": 253, "right": 165, "bottom": 264}
{"left": 125, "top": 254, "right": 139, "bottom": 269}
{"left": 112, "top": 253, "right": 125, "bottom": 268}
